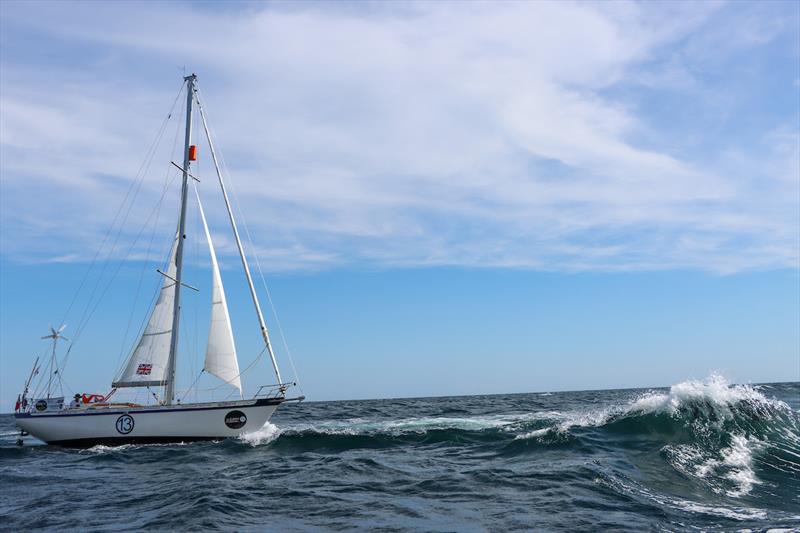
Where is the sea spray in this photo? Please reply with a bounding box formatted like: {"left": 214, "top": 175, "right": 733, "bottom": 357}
{"left": 239, "top": 421, "right": 281, "bottom": 446}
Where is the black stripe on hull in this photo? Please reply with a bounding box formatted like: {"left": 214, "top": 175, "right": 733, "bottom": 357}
{"left": 48, "top": 436, "right": 226, "bottom": 448}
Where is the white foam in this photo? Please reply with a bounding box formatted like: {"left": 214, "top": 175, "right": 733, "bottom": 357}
{"left": 721, "top": 435, "right": 763, "bottom": 497}
{"left": 627, "top": 373, "right": 786, "bottom": 418}
{"left": 285, "top": 412, "right": 564, "bottom": 437}
{"left": 663, "top": 432, "right": 766, "bottom": 497}
{"left": 514, "top": 405, "right": 617, "bottom": 440}
{"left": 81, "top": 444, "right": 136, "bottom": 454}
{"left": 677, "top": 437, "right": 762, "bottom": 497}
{"left": 514, "top": 428, "right": 550, "bottom": 440}
{"left": 79, "top": 441, "right": 191, "bottom": 453}
{"left": 239, "top": 422, "right": 281, "bottom": 446}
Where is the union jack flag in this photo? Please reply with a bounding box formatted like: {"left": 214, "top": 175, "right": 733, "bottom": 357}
{"left": 136, "top": 363, "right": 152, "bottom": 375}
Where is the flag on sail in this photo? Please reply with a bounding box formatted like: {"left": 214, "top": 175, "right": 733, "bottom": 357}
{"left": 112, "top": 236, "right": 179, "bottom": 388}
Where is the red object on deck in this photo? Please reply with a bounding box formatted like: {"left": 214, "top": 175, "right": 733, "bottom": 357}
{"left": 188, "top": 145, "right": 197, "bottom": 161}
{"left": 82, "top": 393, "right": 105, "bottom": 404}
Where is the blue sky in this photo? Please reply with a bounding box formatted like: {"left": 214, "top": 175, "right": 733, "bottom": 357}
{"left": 1, "top": 1, "right": 798, "bottom": 410}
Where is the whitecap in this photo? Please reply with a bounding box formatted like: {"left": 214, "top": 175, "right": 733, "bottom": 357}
{"left": 80, "top": 444, "right": 136, "bottom": 454}
{"left": 626, "top": 373, "right": 787, "bottom": 418}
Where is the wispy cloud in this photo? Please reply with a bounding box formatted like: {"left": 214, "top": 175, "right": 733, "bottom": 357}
{"left": 1, "top": 0, "right": 797, "bottom": 273}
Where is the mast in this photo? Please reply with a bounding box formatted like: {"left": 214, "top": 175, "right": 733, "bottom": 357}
{"left": 164, "top": 73, "right": 196, "bottom": 405}
{"left": 47, "top": 339, "right": 55, "bottom": 398}
{"left": 195, "top": 93, "right": 284, "bottom": 388}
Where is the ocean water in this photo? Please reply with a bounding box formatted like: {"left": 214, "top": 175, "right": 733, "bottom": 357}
{"left": 1, "top": 376, "right": 798, "bottom": 532}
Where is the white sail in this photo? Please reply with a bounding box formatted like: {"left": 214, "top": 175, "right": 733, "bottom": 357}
{"left": 196, "top": 188, "right": 242, "bottom": 394}
{"left": 112, "top": 237, "right": 179, "bottom": 388}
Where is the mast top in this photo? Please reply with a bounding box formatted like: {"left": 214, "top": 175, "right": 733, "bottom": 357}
{"left": 184, "top": 73, "right": 197, "bottom": 82}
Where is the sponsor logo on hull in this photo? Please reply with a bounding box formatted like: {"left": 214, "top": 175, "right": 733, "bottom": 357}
{"left": 224, "top": 410, "right": 247, "bottom": 429}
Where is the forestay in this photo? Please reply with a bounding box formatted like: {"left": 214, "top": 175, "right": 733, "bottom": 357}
{"left": 113, "top": 237, "right": 179, "bottom": 388}
{"left": 195, "top": 187, "right": 242, "bottom": 394}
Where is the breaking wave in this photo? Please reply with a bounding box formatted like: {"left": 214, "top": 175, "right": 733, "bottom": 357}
{"left": 245, "top": 375, "right": 798, "bottom": 504}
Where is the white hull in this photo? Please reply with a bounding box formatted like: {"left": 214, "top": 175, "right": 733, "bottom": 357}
{"left": 15, "top": 397, "right": 282, "bottom": 447}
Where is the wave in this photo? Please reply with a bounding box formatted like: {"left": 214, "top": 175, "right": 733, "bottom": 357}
{"left": 243, "top": 375, "right": 798, "bottom": 502}
{"left": 614, "top": 375, "right": 798, "bottom": 498}
{"left": 516, "top": 374, "right": 799, "bottom": 499}
{"left": 244, "top": 375, "right": 796, "bottom": 445}
{"left": 2, "top": 375, "right": 797, "bottom": 530}
{"left": 517, "top": 374, "right": 793, "bottom": 435}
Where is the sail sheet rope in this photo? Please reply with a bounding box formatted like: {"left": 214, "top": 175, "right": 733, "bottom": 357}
{"left": 177, "top": 345, "right": 268, "bottom": 403}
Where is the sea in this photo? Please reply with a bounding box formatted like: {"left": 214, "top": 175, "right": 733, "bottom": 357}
{"left": 1, "top": 376, "right": 798, "bottom": 532}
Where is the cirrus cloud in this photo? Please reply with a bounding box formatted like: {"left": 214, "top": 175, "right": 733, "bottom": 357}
{"left": 1, "top": 0, "right": 797, "bottom": 273}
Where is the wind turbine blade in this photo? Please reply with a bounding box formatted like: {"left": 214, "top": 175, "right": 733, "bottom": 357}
{"left": 57, "top": 324, "right": 66, "bottom": 333}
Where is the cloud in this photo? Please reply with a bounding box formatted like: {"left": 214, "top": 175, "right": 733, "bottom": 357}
{"left": 0, "top": 0, "right": 797, "bottom": 273}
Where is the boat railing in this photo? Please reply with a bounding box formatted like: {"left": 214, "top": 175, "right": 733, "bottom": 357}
{"left": 253, "top": 382, "right": 296, "bottom": 399}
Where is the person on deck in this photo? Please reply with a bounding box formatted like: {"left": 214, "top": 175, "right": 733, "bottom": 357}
{"left": 69, "top": 394, "right": 81, "bottom": 409}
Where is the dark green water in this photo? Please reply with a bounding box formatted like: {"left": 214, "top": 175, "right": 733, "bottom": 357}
{"left": 1, "top": 376, "right": 798, "bottom": 531}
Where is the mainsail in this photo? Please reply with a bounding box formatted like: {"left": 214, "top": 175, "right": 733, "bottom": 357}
{"left": 196, "top": 188, "right": 242, "bottom": 394}
{"left": 113, "top": 236, "right": 179, "bottom": 388}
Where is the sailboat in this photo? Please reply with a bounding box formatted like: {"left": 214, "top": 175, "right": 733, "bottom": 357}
{"left": 14, "top": 74, "right": 303, "bottom": 446}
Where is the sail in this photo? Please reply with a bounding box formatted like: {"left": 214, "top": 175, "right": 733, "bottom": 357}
{"left": 112, "top": 237, "right": 179, "bottom": 388}
{"left": 196, "top": 188, "right": 242, "bottom": 394}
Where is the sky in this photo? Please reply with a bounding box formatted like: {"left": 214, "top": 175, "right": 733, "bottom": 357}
{"left": 0, "top": 1, "right": 798, "bottom": 411}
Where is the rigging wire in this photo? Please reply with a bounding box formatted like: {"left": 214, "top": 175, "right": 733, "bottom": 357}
{"left": 191, "top": 111, "right": 203, "bottom": 392}
{"left": 111, "top": 99, "right": 189, "bottom": 381}
{"left": 116, "top": 91, "right": 187, "bottom": 366}
{"left": 31, "top": 103, "right": 178, "bottom": 402}
{"left": 57, "top": 82, "right": 185, "bottom": 330}
{"left": 68, "top": 83, "right": 187, "bottom": 350}
{"left": 41, "top": 84, "right": 185, "bottom": 397}
{"left": 179, "top": 342, "right": 267, "bottom": 401}
{"left": 174, "top": 101, "right": 204, "bottom": 399}
{"left": 178, "top": 369, "right": 204, "bottom": 403}
{"left": 107, "top": 173, "right": 181, "bottom": 381}
{"left": 58, "top": 89, "right": 185, "bottom": 387}
{"left": 64, "top": 83, "right": 185, "bottom": 336}
{"left": 195, "top": 87, "right": 304, "bottom": 394}
{"left": 62, "top": 168, "right": 182, "bottom": 378}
